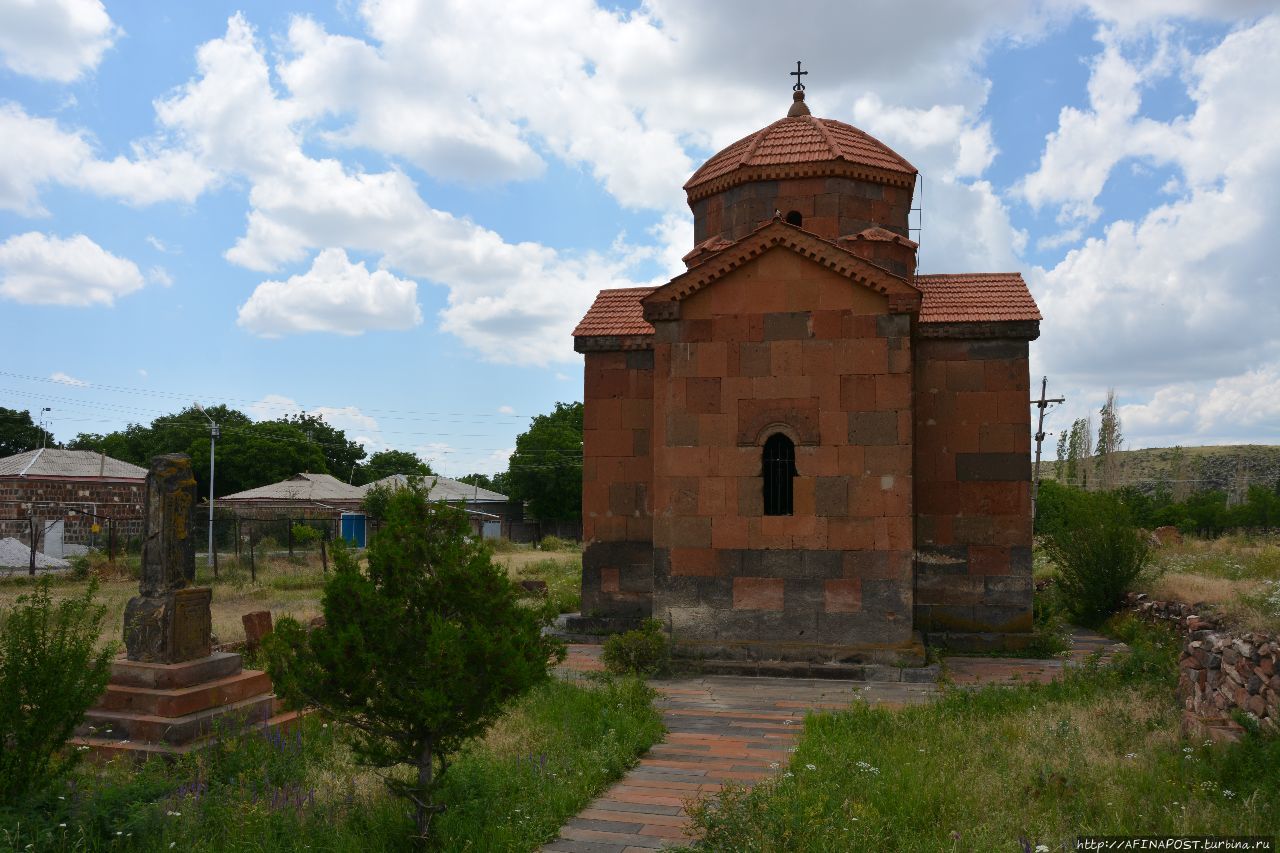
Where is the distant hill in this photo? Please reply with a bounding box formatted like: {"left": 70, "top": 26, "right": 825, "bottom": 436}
{"left": 1039, "top": 444, "right": 1280, "bottom": 496}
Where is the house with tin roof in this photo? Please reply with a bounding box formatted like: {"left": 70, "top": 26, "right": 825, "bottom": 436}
{"left": 573, "top": 84, "right": 1042, "bottom": 662}
{"left": 0, "top": 448, "right": 147, "bottom": 551}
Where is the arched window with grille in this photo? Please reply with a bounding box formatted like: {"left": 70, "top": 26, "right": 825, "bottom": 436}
{"left": 762, "top": 433, "right": 797, "bottom": 516}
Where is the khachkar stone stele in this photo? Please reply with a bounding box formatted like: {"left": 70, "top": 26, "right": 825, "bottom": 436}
{"left": 123, "top": 454, "right": 212, "bottom": 663}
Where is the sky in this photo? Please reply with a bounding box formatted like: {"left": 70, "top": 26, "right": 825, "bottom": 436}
{"left": 0, "top": 0, "right": 1277, "bottom": 477}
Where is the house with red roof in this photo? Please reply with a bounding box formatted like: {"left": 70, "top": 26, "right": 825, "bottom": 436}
{"left": 572, "top": 86, "right": 1041, "bottom": 661}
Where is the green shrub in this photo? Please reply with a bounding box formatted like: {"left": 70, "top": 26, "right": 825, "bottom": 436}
{"left": 602, "top": 619, "right": 669, "bottom": 676}
{"left": 0, "top": 578, "right": 114, "bottom": 805}
{"left": 537, "top": 534, "right": 577, "bottom": 552}
{"left": 1042, "top": 491, "right": 1152, "bottom": 626}
{"left": 264, "top": 482, "right": 565, "bottom": 842}
{"left": 291, "top": 522, "right": 321, "bottom": 548}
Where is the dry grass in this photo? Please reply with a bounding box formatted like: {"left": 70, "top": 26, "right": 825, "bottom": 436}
{"left": 1147, "top": 534, "right": 1280, "bottom": 633}
{"left": 0, "top": 542, "right": 584, "bottom": 649}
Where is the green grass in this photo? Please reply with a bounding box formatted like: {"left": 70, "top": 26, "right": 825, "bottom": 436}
{"left": 509, "top": 556, "right": 582, "bottom": 615}
{"left": 682, "top": 617, "right": 1278, "bottom": 851}
{"left": 0, "top": 676, "right": 662, "bottom": 852}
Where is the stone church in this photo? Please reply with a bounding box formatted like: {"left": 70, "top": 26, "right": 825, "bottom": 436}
{"left": 573, "top": 85, "right": 1041, "bottom": 662}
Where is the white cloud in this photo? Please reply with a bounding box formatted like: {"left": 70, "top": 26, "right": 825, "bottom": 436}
{"left": 49, "top": 371, "right": 86, "bottom": 386}
{"left": 497, "top": 405, "right": 515, "bottom": 415}
{"left": 147, "top": 266, "right": 173, "bottom": 286}
{"left": 1117, "top": 365, "right": 1280, "bottom": 446}
{"left": 137, "top": 368, "right": 148, "bottom": 378}
{"left": 237, "top": 248, "right": 423, "bottom": 337}
{"left": 1031, "top": 15, "right": 1280, "bottom": 390}
{"left": 0, "top": 102, "right": 216, "bottom": 215}
{"left": 0, "top": 231, "right": 144, "bottom": 306}
{"left": 0, "top": 0, "right": 118, "bottom": 82}
{"left": 249, "top": 393, "right": 388, "bottom": 454}
{"left": 145, "top": 235, "right": 174, "bottom": 253}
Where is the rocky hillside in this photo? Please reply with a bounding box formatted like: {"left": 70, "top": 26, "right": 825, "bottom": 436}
{"left": 1041, "top": 444, "right": 1280, "bottom": 496}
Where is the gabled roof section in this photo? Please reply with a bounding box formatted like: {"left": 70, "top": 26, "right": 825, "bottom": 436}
{"left": 0, "top": 448, "right": 146, "bottom": 480}
{"left": 915, "top": 273, "right": 1042, "bottom": 324}
{"left": 642, "top": 219, "right": 921, "bottom": 322}
{"left": 685, "top": 114, "right": 917, "bottom": 202}
{"left": 221, "top": 472, "right": 364, "bottom": 503}
{"left": 572, "top": 286, "right": 658, "bottom": 338}
{"left": 360, "top": 473, "right": 509, "bottom": 502}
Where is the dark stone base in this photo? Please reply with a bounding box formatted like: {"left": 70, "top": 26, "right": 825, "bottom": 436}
{"left": 669, "top": 632, "right": 927, "bottom": 667}
{"left": 923, "top": 631, "right": 1036, "bottom": 653}
{"left": 669, "top": 657, "right": 939, "bottom": 682}
{"left": 552, "top": 613, "right": 644, "bottom": 643}
{"left": 124, "top": 587, "right": 212, "bottom": 663}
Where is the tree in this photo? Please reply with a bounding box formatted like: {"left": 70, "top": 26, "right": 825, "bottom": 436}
{"left": 1095, "top": 389, "right": 1123, "bottom": 490}
{"left": 456, "top": 472, "right": 511, "bottom": 496}
{"left": 0, "top": 579, "right": 114, "bottom": 804}
{"left": 279, "top": 412, "right": 367, "bottom": 483}
{"left": 264, "top": 483, "right": 563, "bottom": 842}
{"left": 1055, "top": 429, "right": 1068, "bottom": 481}
{"left": 0, "top": 407, "right": 57, "bottom": 456}
{"left": 505, "top": 401, "right": 582, "bottom": 521}
{"left": 354, "top": 449, "right": 433, "bottom": 486}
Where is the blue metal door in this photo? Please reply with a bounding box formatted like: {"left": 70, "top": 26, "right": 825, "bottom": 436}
{"left": 340, "top": 513, "right": 366, "bottom": 548}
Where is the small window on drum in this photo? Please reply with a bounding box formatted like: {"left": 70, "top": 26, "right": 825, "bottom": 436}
{"left": 762, "top": 433, "right": 797, "bottom": 516}
{"left": 785, "top": 210, "right": 803, "bottom": 227}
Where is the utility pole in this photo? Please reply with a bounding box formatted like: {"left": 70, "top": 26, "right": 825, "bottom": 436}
{"left": 1031, "top": 376, "right": 1065, "bottom": 521}
{"left": 39, "top": 407, "right": 51, "bottom": 448}
{"left": 195, "top": 403, "right": 220, "bottom": 573}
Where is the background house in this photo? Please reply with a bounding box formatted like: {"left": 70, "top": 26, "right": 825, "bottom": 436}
{"left": 0, "top": 448, "right": 146, "bottom": 555}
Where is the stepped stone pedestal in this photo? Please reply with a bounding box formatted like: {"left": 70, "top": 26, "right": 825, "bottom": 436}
{"left": 73, "top": 455, "right": 297, "bottom": 760}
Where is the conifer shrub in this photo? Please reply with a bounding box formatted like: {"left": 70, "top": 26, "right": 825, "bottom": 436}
{"left": 1042, "top": 491, "right": 1152, "bottom": 626}
{"left": 0, "top": 578, "right": 114, "bottom": 805}
{"left": 264, "top": 481, "right": 564, "bottom": 843}
{"left": 602, "top": 619, "right": 670, "bottom": 676}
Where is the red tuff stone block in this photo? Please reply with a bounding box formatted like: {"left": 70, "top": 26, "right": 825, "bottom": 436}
{"left": 712, "top": 516, "right": 749, "bottom": 550}
{"left": 793, "top": 477, "right": 816, "bottom": 516}
{"left": 834, "top": 338, "right": 888, "bottom": 374}
{"left": 979, "top": 423, "right": 1030, "bottom": 454}
{"left": 916, "top": 482, "right": 960, "bottom": 515}
{"left": 955, "top": 391, "right": 999, "bottom": 425}
{"left": 770, "top": 341, "right": 803, "bottom": 377}
{"left": 946, "top": 361, "right": 985, "bottom": 391}
{"left": 947, "top": 421, "right": 980, "bottom": 453}
{"left": 968, "top": 545, "right": 1011, "bottom": 576}
{"left": 839, "top": 373, "right": 880, "bottom": 409}
{"left": 242, "top": 611, "right": 273, "bottom": 651}
{"left": 983, "top": 358, "right": 1025, "bottom": 390}
{"left": 837, "top": 445, "right": 866, "bottom": 474}
{"left": 959, "top": 483, "right": 1023, "bottom": 516}
{"left": 600, "top": 568, "right": 620, "bottom": 594}
{"left": 682, "top": 319, "right": 713, "bottom": 342}
{"left": 865, "top": 445, "right": 911, "bottom": 476}
{"left": 801, "top": 341, "right": 836, "bottom": 377}
{"left": 797, "top": 444, "right": 839, "bottom": 477}
{"left": 626, "top": 516, "right": 653, "bottom": 540}
{"left": 811, "top": 310, "right": 843, "bottom": 339}
{"left": 686, "top": 377, "right": 722, "bottom": 414}
{"left": 996, "top": 390, "right": 1032, "bottom": 425}
{"left": 670, "top": 548, "right": 719, "bottom": 577}
{"left": 827, "top": 518, "right": 876, "bottom": 550}
{"left": 733, "top": 577, "right": 784, "bottom": 611}
{"left": 875, "top": 516, "right": 913, "bottom": 550}
{"left": 697, "top": 477, "right": 731, "bottom": 516}
{"left": 824, "top": 578, "right": 862, "bottom": 613}
{"left": 875, "top": 373, "right": 911, "bottom": 411}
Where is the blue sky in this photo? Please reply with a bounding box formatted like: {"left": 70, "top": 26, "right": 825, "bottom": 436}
{"left": 1, "top": 0, "right": 1277, "bottom": 476}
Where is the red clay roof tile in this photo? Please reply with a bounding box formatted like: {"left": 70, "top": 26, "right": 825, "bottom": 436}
{"left": 914, "top": 273, "right": 1041, "bottom": 323}
{"left": 685, "top": 115, "right": 916, "bottom": 194}
{"left": 573, "top": 271, "right": 1039, "bottom": 339}
{"left": 571, "top": 286, "right": 657, "bottom": 337}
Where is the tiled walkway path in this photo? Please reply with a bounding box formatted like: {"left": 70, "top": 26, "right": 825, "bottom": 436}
{"left": 543, "top": 629, "right": 1120, "bottom": 852}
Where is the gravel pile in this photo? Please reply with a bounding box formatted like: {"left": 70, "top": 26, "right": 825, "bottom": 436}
{"left": 0, "top": 537, "right": 70, "bottom": 570}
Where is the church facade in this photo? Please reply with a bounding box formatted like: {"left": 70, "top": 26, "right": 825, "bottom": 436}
{"left": 573, "top": 88, "right": 1041, "bottom": 661}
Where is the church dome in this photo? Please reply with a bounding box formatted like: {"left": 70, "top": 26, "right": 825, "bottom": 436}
{"left": 684, "top": 91, "right": 917, "bottom": 202}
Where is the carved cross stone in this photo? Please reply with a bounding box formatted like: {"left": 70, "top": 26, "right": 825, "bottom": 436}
{"left": 124, "top": 454, "right": 212, "bottom": 663}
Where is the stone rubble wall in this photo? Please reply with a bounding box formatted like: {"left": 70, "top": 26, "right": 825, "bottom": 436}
{"left": 1126, "top": 593, "right": 1278, "bottom": 736}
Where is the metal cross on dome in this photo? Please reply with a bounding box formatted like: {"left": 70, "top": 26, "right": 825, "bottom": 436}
{"left": 791, "top": 60, "right": 807, "bottom": 91}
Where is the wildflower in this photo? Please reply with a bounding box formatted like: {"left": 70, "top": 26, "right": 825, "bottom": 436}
{"left": 783, "top": 772, "right": 794, "bottom": 778}
{"left": 805, "top": 763, "right": 817, "bottom": 771}
{"left": 769, "top": 762, "right": 780, "bottom": 769}
{"left": 1223, "top": 790, "right": 1236, "bottom": 799}
{"left": 58, "top": 824, "right": 66, "bottom": 828}
{"left": 166, "top": 810, "right": 181, "bottom": 817}
{"left": 1036, "top": 846, "right": 1050, "bottom": 853}
{"left": 1124, "top": 752, "right": 1138, "bottom": 759}
{"left": 116, "top": 831, "right": 123, "bottom": 836}
{"left": 1182, "top": 747, "right": 1193, "bottom": 753}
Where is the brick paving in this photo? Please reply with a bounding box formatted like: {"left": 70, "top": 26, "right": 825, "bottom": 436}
{"left": 542, "top": 651, "right": 936, "bottom": 851}
{"left": 543, "top": 629, "right": 1123, "bottom": 851}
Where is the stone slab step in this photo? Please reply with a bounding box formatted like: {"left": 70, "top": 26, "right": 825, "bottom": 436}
{"left": 95, "top": 669, "right": 272, "bottom": 718}
{"left": 108, "top": 651, "right": 243, "bottom": 689}
{"left": 68, "top": 707, "right": 310, "bottom": 762}
{"left": 672, "top": 658, "right": 939, "bottom": 683}
{"left": 79, "top": 693, "right": 275, "bottom": 745}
